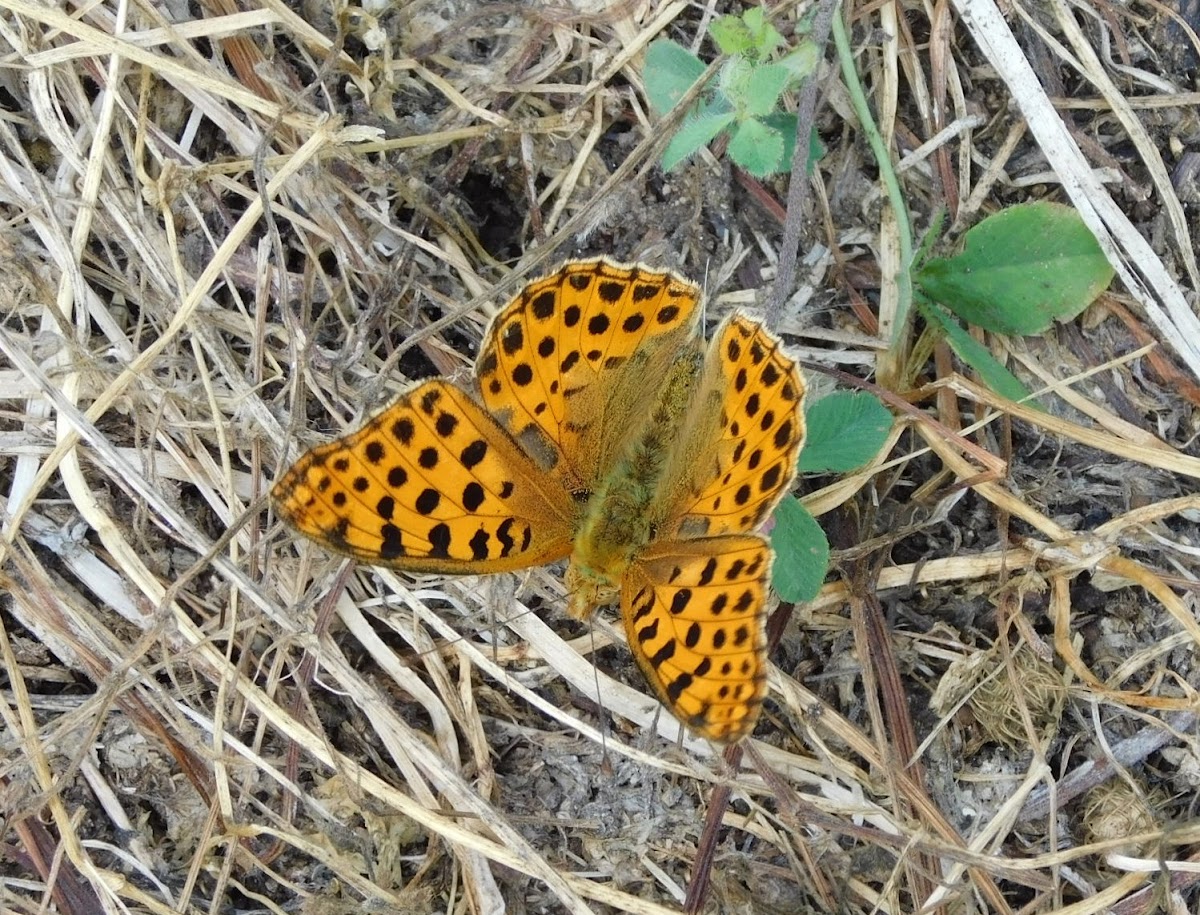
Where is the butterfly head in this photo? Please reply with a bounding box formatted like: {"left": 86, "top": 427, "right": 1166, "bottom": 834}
{"left": 563, "top": 559, "right": 621, "bottom": 620}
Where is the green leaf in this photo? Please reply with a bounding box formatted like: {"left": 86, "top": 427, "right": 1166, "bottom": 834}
{"left": 761, "top": 112, "right": 833, "bottom": 176}
{"left": 741, "top": 62, "right": 795, "bottom": 117}
{"left": 919, "top": 300, "right": 1038, "bottom": 406}
{"left": 644, "top": 40, "right": 707, "bottom": 116}
{"left": 914, "top": 201, "right": 1115, "bottom": 335}
{"left": 726, "top": 118, "right": 784, "bottom": 177}
{"left": 770, "top": 497, "right": 830, "bottom": 602}
{"left": 778, "top": 42, "right": 819, "bottom": 81}
{"left": 711, "top": 14, "right": 754, "bottom": 55}
{"left": 760, "top": 112, "right": 797, "bottom": 171}
{"left": 913, "top": 208, "right": 947, "bottom": 268}
{"left": 800, "top": 391, "right": 893, "bottom": 473}
{"left": 716, "top": 56, "right": 753, "bottom": 105}
{"left": 741, "top": 6, "right": 784, "bottom": 58}
{"left": 712, "top": 8, "right": 782, "bottom": 59}
{"left": 661, "top": 104, "right": 735, "bottom": 172}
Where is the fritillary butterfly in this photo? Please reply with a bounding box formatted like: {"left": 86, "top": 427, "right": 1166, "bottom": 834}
{"left": 273, "top": 258, "right": 806, "bottom": 742}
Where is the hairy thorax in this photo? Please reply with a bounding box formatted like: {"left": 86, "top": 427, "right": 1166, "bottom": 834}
{"left": 564, "top": 348, "right": 703, "bottom": 618}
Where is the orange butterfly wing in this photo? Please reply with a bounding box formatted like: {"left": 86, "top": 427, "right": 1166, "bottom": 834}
{"left": 273, "top": 380, "right": 576, "bottom": 573}
{"left": 617, "top": 314, "right": 805, "bottom": 741}
{"left": 622, "top": 536, "right": 773, "bottom": 742}
{"left": 475, "top": 258, "right": 703, "bottom": 492}
{"left": 663, "top": 313, "right": 807, "bottom": 537}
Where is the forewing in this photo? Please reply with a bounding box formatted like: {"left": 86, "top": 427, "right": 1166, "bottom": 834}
{"left": 621, "top": 535, "right": 771, "bottom": 743}
{"left": 272, "top": 380, "right": 576, "bottom": 573}
{"left": 476, "top": 258, "right": 702, "bottom": 490}
{"left": 661, "top": 313, "right": 806, "bottom": 536}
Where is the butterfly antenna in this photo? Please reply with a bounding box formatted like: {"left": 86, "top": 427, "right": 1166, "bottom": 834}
{"left": 588, "top": 624, "right": 611, "bottom": 763}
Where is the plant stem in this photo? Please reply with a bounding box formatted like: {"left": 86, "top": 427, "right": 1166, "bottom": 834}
{"left": 832, "top": 10, "right": 913, "bottom": 346}
{"left": 766, "top": 0, "right": 839, "bottom": 325}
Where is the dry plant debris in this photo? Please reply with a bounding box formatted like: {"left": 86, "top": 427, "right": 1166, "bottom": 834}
{"left": 0, "top": 1, "right": 1198, "bottom": 913}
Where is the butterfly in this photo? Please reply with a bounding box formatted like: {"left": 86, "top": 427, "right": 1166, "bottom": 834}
{"left": 273, "top": 258, "right": 806, "bottom": 741}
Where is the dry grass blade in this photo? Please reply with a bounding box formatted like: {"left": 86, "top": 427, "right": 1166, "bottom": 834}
{"left": 1, "top": 0, "right": 1198, "bottom": 912}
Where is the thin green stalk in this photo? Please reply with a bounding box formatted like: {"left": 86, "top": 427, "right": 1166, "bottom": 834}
{"left": 831, "top": 12, "right": 913, "bottom": 347}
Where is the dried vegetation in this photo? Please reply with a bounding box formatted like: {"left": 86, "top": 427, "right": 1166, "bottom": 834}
{"left": 1, "top": 0, "right": 1199, "bottom": 913}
